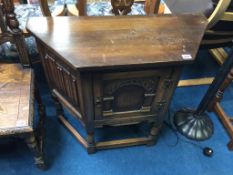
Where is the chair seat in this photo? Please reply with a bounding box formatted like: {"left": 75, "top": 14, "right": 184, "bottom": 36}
{"left": 0, "top": 64, "right": 34, "bottom": 136}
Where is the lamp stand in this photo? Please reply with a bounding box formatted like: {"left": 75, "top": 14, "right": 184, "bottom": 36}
{"left": 174, "top": 52, "right": 233, "bottom": 141}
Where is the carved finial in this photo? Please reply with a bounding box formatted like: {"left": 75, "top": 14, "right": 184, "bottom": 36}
{"left": 111, "top": 0, "right": 134, "bottom": 15}
{"left": 1, "top": 0, "right": 31, "bottom": 66}
{"left": 2, "top": 0, "right": 20, "bottom": 34}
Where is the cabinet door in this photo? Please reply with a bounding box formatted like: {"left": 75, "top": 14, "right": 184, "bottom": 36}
{"left": 93, "top": 69, "right": 175, "bottom": 123}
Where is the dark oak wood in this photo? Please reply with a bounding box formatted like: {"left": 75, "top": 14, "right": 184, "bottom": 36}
{"left": 27, "top": 15, "right": 207, "bottom": 71}
{"left": 27, "top": 14, "right": 207, "bottom": 153}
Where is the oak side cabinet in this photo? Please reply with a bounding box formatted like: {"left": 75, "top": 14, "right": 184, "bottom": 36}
{"left": 26, "top": 15, "right": 207, "bottom": 153}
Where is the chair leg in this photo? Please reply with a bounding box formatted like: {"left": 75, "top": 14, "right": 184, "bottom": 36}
{"left": 34, "top": 85, "right": 46, "bottom": 150}
{"left": 35, "top": 84, "right": 46, "bottom": 120}
{"left": 209, "top": 67, "right": 233, "bottom": 110}
{"left": 25, "top": 132, "right": 46, "bottom": 170}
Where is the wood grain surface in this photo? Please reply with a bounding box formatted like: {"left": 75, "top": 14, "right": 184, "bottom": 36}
{"left": 26, "top": 14, "right": 207, "bottom": 70}
{"left": 0, "top": 64, "right": 33, "bottom": 134}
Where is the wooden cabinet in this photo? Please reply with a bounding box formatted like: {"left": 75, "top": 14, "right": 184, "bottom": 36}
{"left": 27, "top": 15, "right": 207, "bottom": 153}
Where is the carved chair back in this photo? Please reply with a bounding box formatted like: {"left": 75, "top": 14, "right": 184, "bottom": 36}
{"left": 109, "top": 0, "right": 161, "bottom": 15}
{"left": 39, "top": 0, "right": 161, "bottom": 16}
{"left": 0, "top": 0, "right": 31, "bottom": 67}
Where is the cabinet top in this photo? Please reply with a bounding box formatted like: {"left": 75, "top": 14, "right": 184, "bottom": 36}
{"left": 27, "top": 14, "right": 207, "bottom": 70}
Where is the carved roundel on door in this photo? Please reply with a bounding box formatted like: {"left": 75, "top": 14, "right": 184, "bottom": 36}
{"left": 113, "top": 85, "right": 145, "bottom": 112}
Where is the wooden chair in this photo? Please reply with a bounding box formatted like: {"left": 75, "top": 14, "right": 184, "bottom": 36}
{"left": 178, "top": 0, "right": 232, "bottom": 87}
{"left": 0, "top": 0, "right": 46, "bottom": 169}
{"left": 39, "top": 0, "right": 163, "bottom": 16}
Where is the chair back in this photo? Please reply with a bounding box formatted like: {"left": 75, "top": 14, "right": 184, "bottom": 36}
{"left": 0, "top": 0, "right": 31, "bottom": 67}
{"left": 39, "top": 0, "right": 161, "bottom": 16}
{"left": 110, "top": 0, "right": 161, "bottom": 15}
{"left": 202, "top": 0, "right": 233, "bottom": 49}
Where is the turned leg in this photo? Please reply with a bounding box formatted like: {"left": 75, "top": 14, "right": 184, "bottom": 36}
{"left": 208, "top": 68, "right": 233, "bottom": 111}
{"left": 35, "top": 85, "right": 46, "bottom": 122}
{"left": 35, "top": 85, "right": 46, "bottom": 150}
{"left": 147, "top": 123, "right": 162, "bottom": 146}
{"left": 25, "top": 132, "right": 46, "bottom": 170}
{"left": 87, "top": 132, "right": 96, "bottom": 154}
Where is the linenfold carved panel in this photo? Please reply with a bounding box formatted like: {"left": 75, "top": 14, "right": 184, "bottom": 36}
{"left": 43, "top": 53, "right": 80, "bottom": 108}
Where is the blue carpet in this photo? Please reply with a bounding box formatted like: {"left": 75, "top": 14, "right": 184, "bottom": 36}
{"left": 1, "top": 49, "right": 233, "bottom": 175}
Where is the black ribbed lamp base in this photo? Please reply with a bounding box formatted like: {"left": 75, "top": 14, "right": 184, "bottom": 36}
{"left": 174, "top": 108, "right": 214, "bottom": 141}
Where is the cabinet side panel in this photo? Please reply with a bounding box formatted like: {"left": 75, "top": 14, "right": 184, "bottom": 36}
{"left": 37, "top": 42, "right": 81, "bottom": 110}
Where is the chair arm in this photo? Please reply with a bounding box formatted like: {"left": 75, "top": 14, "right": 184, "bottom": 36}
{"left": 207, "top": 0, "right": 231, "bottom": 29}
